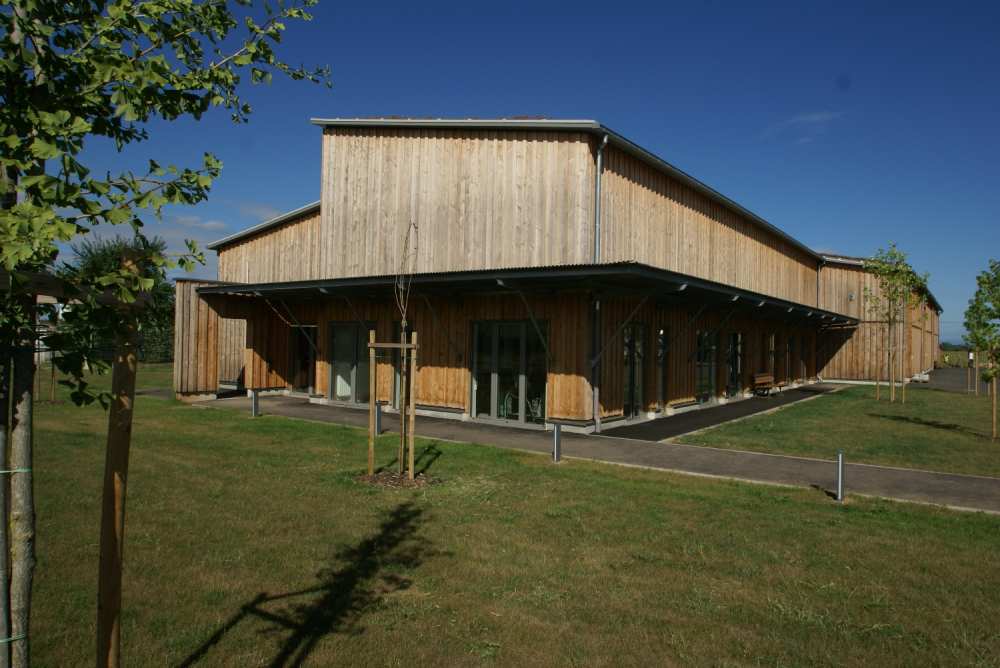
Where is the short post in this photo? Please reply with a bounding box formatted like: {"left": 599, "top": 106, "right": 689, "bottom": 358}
{"left": 374, "top": 401, "right": 382, "bottom": 435}
{"left": 368, "top": 329, "right": 376, "bottom": 476}
{"left": 552, "top": 423, "right": 562, "bottom": 462}
{"left": 836, "top": 450, "right": 845, "bottom": 503}
{"left": 251, "top": 388, "right": 260, "bottom": 417}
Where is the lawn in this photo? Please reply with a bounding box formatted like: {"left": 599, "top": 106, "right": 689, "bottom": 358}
{"left": 31, "top": 364, "right": 1000, "bottom": 666}
{"left": 679, "top": 384, "right": 1000, "bottom": 477}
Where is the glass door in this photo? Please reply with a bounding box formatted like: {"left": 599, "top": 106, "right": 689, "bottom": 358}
{"left": 695, "top": 330, "right": 718, "bottom": 403}
{"left": 726, "top": 332, "right": 742, "bottom": 398}
{"left": 656, "top": 328, "right": 669, "bottom": 411}
{"left": 328, "top": 322, "right": 374, "bottom": 403}
{"left": 623, "top": 324, "right": 645, "bottom": 418}
{"left": 471, "top": 321, "right": 547, "bottom": 424}
{"left": 289, "top": 326, "right": 317, "bottom": 394}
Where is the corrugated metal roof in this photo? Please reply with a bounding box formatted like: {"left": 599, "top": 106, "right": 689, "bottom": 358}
{"left": 196, "top": 260, "right": 858, "bottom": 325}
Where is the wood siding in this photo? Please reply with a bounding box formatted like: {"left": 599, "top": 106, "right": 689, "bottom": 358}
{"left": 599, "top": 145, "right": 819, "bottom": 305}
{"left": 173, "top": 280, "right": 222, "bottom": 394}
{"left": 321, "top": 128, "right": 596, "bottom": 277}
{"left": 817, "top": 262, "right": 940, "bottom": 380}
{"left": 217, "top": 207, "right": 323, "bottom": 283}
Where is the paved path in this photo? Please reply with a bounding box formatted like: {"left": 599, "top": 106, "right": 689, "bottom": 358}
{"left": 198, "top": 395, "right": 1000, "bottom": 514}
{"left": 921, "top": 367, "right": 992, "bottom": 394}
{"left": 604, "top": 384, "right": 838, "bottom": 441}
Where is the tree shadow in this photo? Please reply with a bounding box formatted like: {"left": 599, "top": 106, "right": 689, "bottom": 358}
{"left": 414, "top": 444, "right": 442, "bottom": 476}
{"left": 866, "top": 413, "right": 989, "bottom": 439}
{"left": 178, "top": 501, "right": 434, "bottom": 667}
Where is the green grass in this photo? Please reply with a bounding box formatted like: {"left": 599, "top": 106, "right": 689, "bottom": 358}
{"left": 33, "top": 365, "right": 1000, "bottom": 666}
{"left": 679, "top": 385, "right": 1000, "bottom": 477}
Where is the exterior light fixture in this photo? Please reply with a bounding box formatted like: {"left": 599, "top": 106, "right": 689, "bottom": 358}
{"left": 677, "top": 283, "right": 688, "bottom": 292}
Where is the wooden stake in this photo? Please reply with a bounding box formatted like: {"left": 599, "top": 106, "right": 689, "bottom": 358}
{"left": 96, "top": 327, "right": 138, "bottom": 668}
{"left": 993, "top": 375, "right": 997, "bottom": 441}
{"left": 408, "top": 331, "right": 417, "bottom": 481}
{"left": 398, "top": 325, "right": 406, "bottom": 476}
{"left": 367, "top": 329, "right": 375, "bottom": 476}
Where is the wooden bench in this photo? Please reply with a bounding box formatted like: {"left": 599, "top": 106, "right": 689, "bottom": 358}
{"left": 752, "top": 373, "right": 775, "bottom": 396}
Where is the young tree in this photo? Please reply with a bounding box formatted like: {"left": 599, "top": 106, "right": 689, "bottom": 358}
{"left": 964, "top": 259, "right": 1000, "bottom": 440}
{"left": 0, "top": 2, "right": 329, "bottom": 665}
{"left": 865, "top": 245, "right": 912, "bottom": 402}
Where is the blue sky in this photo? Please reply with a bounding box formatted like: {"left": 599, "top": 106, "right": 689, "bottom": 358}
{"left": 80, "top": 0, "right": 1000, "bottom": 342}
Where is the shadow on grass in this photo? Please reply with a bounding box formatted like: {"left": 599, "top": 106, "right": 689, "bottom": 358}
{"left": 375, "top": 443, "right": 443, "bottom": 477}
{"left": 178, "top": 501, "right": 433, "bottom": 667}
{"left": 866, "top": 413, "right": 989, "bottom": 440}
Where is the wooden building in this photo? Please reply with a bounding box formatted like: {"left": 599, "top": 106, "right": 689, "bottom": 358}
{"left": 174, "top": 119, "right": 941, "bottom": 431}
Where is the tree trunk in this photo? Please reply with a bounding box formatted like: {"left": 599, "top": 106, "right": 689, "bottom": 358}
{"left": 875, "top": 325, "right": 881, "bottom": 401}
{"left": 9, "top": 340, "right": 35, "bottom": 668}
{"left": 993, "top": 375, "right": 997, "bottom": 441}
{"left": 407, "top": 331, "right": 417, "bottom": 481}
{"left": 96, "top": 329, "right": 138, "bottom": 668}
{"left": 0, "top": 356, "right": 10, "bottom": 668}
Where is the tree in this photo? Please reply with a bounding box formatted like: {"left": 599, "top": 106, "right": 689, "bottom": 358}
{"left": 864, "top": 244, "right": 918, "bottom": 403}
{"left": 964, "top": 259, "right": 1000, "bottom": 440}
{"left": 0, "top": 2, "right": 329, "bottom": 665}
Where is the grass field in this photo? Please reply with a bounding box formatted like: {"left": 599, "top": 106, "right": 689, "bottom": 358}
{"left": 31, "top": 364, "right": 1000, "bottom": 666}
{"left": 679, "top": 385, "right": 1000, "bottom": 477}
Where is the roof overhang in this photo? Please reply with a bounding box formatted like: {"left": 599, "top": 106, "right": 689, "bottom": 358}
{"left": 311, "top": 117, "right": 822, "bottom": 264}
{"left": 196, "top": 261, "right": 858, "bottom": 327}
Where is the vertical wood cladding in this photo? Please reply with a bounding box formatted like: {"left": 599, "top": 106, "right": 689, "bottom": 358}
{"left": 321, "top": 128, "right": 596, "bottom": 277}
{"left": 599, "top": 145, "right": 819, "bottom": 306}
{"left": 817, "top": 262, "right": 940, "bottom": 380}
{"left": 217, "top": 206, "right": 323, "bottom": 283}
{"left": 173, "top": 280, "right": 221, "bottom": 394}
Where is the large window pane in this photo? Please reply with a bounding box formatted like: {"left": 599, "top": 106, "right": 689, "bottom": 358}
{"left": 331, "top": 326, "right": 355, "bottom": 402}
{"left": 497, "top": 323, "right": 521, "bottom": 420}
{"left": 474, "top": 323, "right": 493, "bottom": 418}
{"left": 525, "top": 326, "right": 546, "bottom": 424}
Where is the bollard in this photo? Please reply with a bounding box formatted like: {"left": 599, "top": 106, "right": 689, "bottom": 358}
{"left": 552, "top": 423, "right": 562, "bottom": 462}
{"left": 836, "top": 450, "right": 845, "bottom": 502}
{"left": 251, "top": 388, "right": 260, "bottom": 417}
{"left": 375, "top": 401, "right": 382, "bottom": 435}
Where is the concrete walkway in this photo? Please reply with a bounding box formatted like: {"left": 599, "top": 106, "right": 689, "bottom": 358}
{"left": 197, "top": 395, "right": 1000, "bottom": 514}
{"left": 921, "top": 367, "right": 992, "bottom": 394}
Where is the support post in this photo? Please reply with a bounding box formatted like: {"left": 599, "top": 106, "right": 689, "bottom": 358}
{"left": 367, "top": 329, "right": 376, "bottom": 476}
{"left": 97, "top": 327, "right": 138, "bottom": 668}
{"left": 836, "top": 450, "right": 845, "bottom": 503}
{"left": 407, "top": 331, "right": 417, "bottom": 481}
{"left": 552, "top": 423, "right": 562, "bottom": 463}
{"left": 250, "top": 388, "right": 260, "bottom": 417}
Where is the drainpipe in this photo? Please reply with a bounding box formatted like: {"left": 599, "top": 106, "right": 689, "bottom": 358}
{"left": 594, "top": 134, "right": 609, "bottom": 263}
{"left": 592, "top": 134, "right": 609, "bottom": 432}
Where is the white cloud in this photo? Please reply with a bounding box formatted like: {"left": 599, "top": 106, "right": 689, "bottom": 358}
{"left": 237, "top": 202, "right": 283, "bottom": 222}
{"left": 763, "top": 111, "right": 844, "bottom": 143}
{"left": 172, "top": 214, "right": 227, "bottom": 231}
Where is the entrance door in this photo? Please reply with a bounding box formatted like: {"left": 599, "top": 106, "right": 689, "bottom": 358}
{"left": 695, "top": 330, "right": 718, "bottom": 403}
{"left": 328, "top": 322, "right": 374, "bottom": 403}
{"left": 289, "top": 326, "right": 317, "bottom": 393}
{"left": 471, "top": 321, "right": 547, "bottom": 424}
{"left": 623, "top": 324, "right": 645, "bottom": 418}
{"left": 726, "top": 332, "right": 742, "bottom": 397}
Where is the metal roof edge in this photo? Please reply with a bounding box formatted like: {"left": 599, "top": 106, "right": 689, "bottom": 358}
{"left": 206, "top": 200, "right": 321, "bottom": 250}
